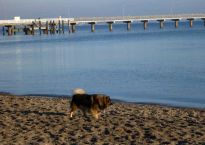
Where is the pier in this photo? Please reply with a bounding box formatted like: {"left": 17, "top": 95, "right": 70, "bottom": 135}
{"left": 0, "top": 14, "right": 205, "bottom": 36}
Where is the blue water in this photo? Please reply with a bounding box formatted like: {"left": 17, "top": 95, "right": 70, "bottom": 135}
{"left": 0, "top": 21, "right": 205, "bottom": 108}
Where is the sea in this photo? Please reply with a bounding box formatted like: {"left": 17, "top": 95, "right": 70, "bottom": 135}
{"left": 0, "top": 20, "right": 205, "bottom": 108}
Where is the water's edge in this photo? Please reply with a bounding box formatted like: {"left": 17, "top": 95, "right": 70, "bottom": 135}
{"left": 1, "top": 91, "right": 204, "bottom": 110}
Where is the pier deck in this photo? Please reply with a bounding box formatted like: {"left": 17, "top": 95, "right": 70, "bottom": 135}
{"left": 0, "top": 14, "right": 205, "bottom": 35}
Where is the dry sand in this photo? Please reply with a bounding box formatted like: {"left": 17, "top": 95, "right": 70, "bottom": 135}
{"left": 0, "top": 94, "right": 205, "bottom": 145}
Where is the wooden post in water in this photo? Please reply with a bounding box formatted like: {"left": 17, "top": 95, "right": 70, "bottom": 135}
{"left": 141, "top": 20, "right": 148, "bottom": 30}
{"left": 127, "top": 21, "right": 131, "bottom": 31}
{"left": 157, "top": 20, "right": 164, "bottom": 29}
{"left": 31, "top": 22, "right": 35, "bottom": 35}
{"left": 88, "top": 22, "right": 95, "bottom": 32}
{"left": 58, "top": 20, "right": 61, "bottom": 34}
{"left": 62, "top": 20, "right": 64, "bottom": 34}
{"left": 39, "top": 21, "right": 42, "bottom": 35}
{"left": 13, "top": 26, "right": 16, "bottom": 35}
{"left": 7, "top": 26, "right": 13, "bottom": 36}
{"left": 107, "top": 22, "right": 113, "bottom": 32}
{"left": 24, "top": 26, "right": 28, "bottom": 35}
{"left": 202, "top": 18, "right": 205, "bottom": 27}
{"left": 172, "top": 19, "right": 179, "bottom": 28}
{"left": 187, "top": 18, "right": 194, "bottom": 28}
{"left": 2, "top": 26, "right": 5, "bottom": 36}
{"left": 45, "top": 21, "right": 48, "bottom": 34}
{"left": 70, "top": 23, "right": 76, "bottom": 33}
{"left": 124, "top": 21, "right": 131, "bottom": 31}
{"left": 68, "top": 20, "right": 70, "bottom": 33}
{"left": 49, "top": 21, "right": 52, "bottom": 34}
{"left": 53, "top": 21, "right": 56, "bottom": 34}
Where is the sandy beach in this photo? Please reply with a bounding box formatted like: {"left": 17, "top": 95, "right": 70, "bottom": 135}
{"left": 0, "top": 94, "right": 205, "bottom": 145}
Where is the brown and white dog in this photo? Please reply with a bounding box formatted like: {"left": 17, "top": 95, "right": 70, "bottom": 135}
{"left": 70, "top": 88, "right": 112, "bottom": 119}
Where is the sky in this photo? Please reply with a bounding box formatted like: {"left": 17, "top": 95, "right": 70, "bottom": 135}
{"left": 0, "top": 0, "right": 205, "bottom": 19}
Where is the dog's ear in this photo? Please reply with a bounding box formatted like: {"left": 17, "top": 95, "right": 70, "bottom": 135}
{"left": 102, "top": 96, "right": 110, "bottom": 108}
{"left": 106, "top": 96, "right": 112, "bottom": 105}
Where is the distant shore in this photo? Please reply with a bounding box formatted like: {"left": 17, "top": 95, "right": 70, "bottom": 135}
{"left": 0, "top": 94, "right": 205, "bottom": 144}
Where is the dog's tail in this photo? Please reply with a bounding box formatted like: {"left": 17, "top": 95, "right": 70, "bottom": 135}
{"left": 72, "top": 88, "right": 86, "bottom": 95}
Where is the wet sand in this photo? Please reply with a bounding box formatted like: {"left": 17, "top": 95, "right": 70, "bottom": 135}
{"left": 0, "top": 94, "right": 205, "bottom": 145}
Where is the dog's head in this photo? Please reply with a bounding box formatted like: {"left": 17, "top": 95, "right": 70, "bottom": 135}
{"left": 104, "top": 95, "right": 112, "bottom": 107}
{"left": 93, "top": 95, "right": 112, "bottom": 110}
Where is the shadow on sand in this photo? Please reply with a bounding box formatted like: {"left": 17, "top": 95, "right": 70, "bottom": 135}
{"left": 2, "top": 109, "right": 66, "bottom": 116}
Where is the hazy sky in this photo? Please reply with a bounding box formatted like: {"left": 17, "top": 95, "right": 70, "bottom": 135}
{"left": 0, "top": 0, "right": 204, "bottom": 19}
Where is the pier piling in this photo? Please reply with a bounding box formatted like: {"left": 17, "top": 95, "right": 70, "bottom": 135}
{"left": 157, "top": 20, "right": 164, "bottom": 29}
{"left": 62, "top": 20, "right": 64, "bottom": 34}
{"left": 39, "top": 21, "right": 42, "bottom": 35}
{"left": 58, "top": 20, "right": 61, "bottom": 34}
{"left": 70, "top": 23, "right": 76, "bottom": 33}
{"left": 53, "top": 21, "right": 56, "bottom": 34}
{"left": 6, "top": 25, "right": 13, "bottom": 36}
{"left": 201, "top": 19, "right": 205, "bottom": 26}
{"left": 172, "top": 19, "right": 179, "bottom": 28}
{"left": 88, "top": 22, "right": 95, "bottom": 32}
{"left": 45, "top": 21, "right": 49, "bottom": 34}
{"left": 2, "top": 26, "right": 5, "bottom": 36}
{"left": 31, "top": 22, "right": 35, "bottom": 35}
{"left": 202, "top": 18, "right": 205, "bottom": 27}
{"left": 68, "top": 20, "right": 70, "bottom": 33}
{"left": 124, "top": 21, "right": 131, "bottom": 31}
{"left": 187, "top": 18, "right": 194, "bottom": 28}
{"left": 13, "top": 26, "right": 16, "bottom": 35}
{"left": 49, "top": 21, "right": 52, "bottom": 34}
{"left": 23, "top": 26, "right": 27, "bottom": 35}
{"left": 107, "top": 22, "right": 113, "bottom": 32}
{"left": 141, "top": 20, "right": 148, "bottom": 30}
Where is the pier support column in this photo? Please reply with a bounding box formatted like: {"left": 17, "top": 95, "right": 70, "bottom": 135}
{"left": 157, "top": 20, "right": 164, "bottom": 29}
{"left": 31, "top": 25, "right": 34, "bottom": 35}
{"left": 141, "top": 20, "right": 148, "bottom": 30}
{"left": 39, "top": 21, "right": 42, "bottom": 35}
{"left": 23, "top": 26, "right": 32, "bottom": 35}
{"left": 13, "top": 26, "right": 16, "bottom": 35}
{"left": 45, "top": 21, "right": 49, "bottom": 34}
{"left": 172, "top": 19, "right": 179, "bottom": 28}
{"left": 2, "top": 26, "right": 5, "bottom": 36}
{"left": 30, "top": 21, "right": 36, "bottom": 35}
{"left": 6, "top": 25, "right": 13, "bottom": 36}
{"left": 204, "top": 19, "right": 205, "bottom": 27}
{"left": 107, "top": 22, "right": 114, "bottom": 32}
{"left": 124, "top": 21, "right": 131, "bottom": 31}
{"left": 88, "top": 22, "right": 95, "bottom": 32}
{"left": 70, "top": 23, "right": 76, "bottom": 33}
{"left": 62, "top": 20, "right": 64, "bottom": 34}
{"left": 23, "top": 26, "right": 28, "bottom": 35}
{"left": 68, "top": 20, "right": 70, "bottom": 33}
{"left": 58, "top": 20, "right": 61, "bottom": 34}
{"left": 202, "top": 18, "right": 205, "bottom": 27}
{"left": 187, "top": 18, "right": 194, "bottom": 28}
{"left": 49, "top": 21, "right": 52, "bottom": 34}
{"left": 53, "top": 21, "right": 56, "bottom": 34}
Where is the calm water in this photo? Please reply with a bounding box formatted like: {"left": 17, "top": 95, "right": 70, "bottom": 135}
{"left": 0, "top": 21, "right": 205, "bottom": 108}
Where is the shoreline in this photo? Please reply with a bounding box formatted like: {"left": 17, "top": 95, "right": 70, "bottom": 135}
{"left": 1, "top": 94, "right": 205, "bottom": 144}
{"left": 1, "top": 91, "right": 205, "bottom": 111}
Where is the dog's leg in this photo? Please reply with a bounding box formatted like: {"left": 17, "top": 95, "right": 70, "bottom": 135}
{"left": 70, "top": 102, "right": 77, "bottom": 118}
{"left": 94, "top": 113, "right": 99, "bottom": 119}
{"left": 83, "top": 110, "right": 89, "bottom": 118}
{"left": 94, "top": 112, "right": 101, "bottom": 119}
{"left": 70, "top": 111, "right": 74, "bottom": 118}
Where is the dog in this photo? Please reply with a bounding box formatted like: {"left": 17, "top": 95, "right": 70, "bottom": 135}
{"left": 70, "top": 88, "right": 112, "bottom": 119}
